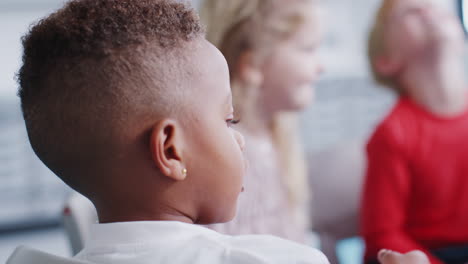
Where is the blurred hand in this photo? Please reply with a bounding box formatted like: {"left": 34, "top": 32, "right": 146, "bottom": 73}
{"left": 378, "top": 249, "right": 430, "bottom": 264}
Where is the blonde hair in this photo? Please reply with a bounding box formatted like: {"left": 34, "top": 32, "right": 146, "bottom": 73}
{"left": 368, "top": 0, "right": 400, "bottom": 90}
{"left": 200, "top": 0, "right": 316, "bottom": 228}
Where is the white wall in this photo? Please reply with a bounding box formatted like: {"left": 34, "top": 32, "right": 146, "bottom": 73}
{"left": 319, "top": 0, "right": 457, "bottom": 79}
{"left": 0, "top": 9, "right": 58, "bottom": 99}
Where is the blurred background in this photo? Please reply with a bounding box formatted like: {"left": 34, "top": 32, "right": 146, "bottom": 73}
{"left": 0, "top": 0, "right": 462, "bottom": 263}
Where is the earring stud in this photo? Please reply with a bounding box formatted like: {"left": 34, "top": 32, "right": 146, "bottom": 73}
{"left": 182, "top": 168, "right": 187, "bottom": 177}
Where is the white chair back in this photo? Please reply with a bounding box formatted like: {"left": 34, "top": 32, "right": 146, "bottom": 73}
{"left": 6, "top": 246, "right": 92, "bottom": 264}
{"left": 62, "top": 192, "right": 98, "bottom": 255}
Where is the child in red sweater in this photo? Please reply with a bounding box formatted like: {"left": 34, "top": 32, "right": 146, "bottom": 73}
{"left": 361, "top": 0, "right": 468, "bottom": 263}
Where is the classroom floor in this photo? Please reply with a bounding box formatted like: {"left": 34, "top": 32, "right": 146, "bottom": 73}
{"left": 0, "top": 226, "right": 364, "bottom": 264}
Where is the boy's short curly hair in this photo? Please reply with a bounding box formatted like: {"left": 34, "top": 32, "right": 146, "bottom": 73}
{"left": 17, "top": 0, "right": 203, "bottom": 193}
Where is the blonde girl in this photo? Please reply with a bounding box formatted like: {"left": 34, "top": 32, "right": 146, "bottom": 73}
{"left": 200, "top": 0, "right": 323, "bottom": 243}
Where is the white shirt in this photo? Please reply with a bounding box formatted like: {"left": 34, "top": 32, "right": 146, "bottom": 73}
{"left": 75, "top": 221, "right": 329, "bottom": 264}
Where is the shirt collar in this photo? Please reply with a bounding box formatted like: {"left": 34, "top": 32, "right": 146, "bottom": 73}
{"left": 86, "top": 221, "right": 219, "bottom": 248}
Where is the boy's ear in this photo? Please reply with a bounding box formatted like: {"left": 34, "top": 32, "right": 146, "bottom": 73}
{"left": 237, "top": 50, "right": 264, "bottom": 87}
{"left": 149, "top": 119, "right": 186, "bottom": 181}
{"left": 374, "top": 54, "right": 401, "bottom": 77}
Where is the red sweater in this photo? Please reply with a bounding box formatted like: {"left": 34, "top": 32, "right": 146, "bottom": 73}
{"left": 361, "top": 97, "right": 468, "bottom": 264}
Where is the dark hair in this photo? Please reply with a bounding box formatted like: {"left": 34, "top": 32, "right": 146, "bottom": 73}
{"left": 17, "top": 0, "right": 203, "bottom": 192}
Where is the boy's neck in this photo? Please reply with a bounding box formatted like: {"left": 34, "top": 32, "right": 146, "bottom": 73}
{"left": 398, "top": 52, "right": 467, "bottom": 117}
{"left": 96, "top": 199, "right": 196, "bottom": 224}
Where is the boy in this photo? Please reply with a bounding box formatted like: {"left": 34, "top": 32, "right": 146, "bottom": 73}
{"left": 361, "top": 0, "right": 468, "bottom": 263}
{"left": 17, "top": 0, "right": 329, "bottom": 263}
{"left": 17, "top": 0, "right": 429, "bottom": 263}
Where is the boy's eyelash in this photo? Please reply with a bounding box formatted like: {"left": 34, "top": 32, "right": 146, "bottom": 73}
{"left": 227, "top": 119, "right": 240, "bottom": 125}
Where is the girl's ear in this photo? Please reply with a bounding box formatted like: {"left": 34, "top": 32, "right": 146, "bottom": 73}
{"left": 237, "top": 50, "right": 264, "bottom": 87}
{"left": 374, "top": 54, "right": 402, "bottom": 77}
{"left": 149, "top": 119, "right": 186, "bottom": 181}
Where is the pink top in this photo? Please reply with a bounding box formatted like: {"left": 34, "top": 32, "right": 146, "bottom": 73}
{"left": 206, "top": 132, "right": 307, "bottom": 243}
